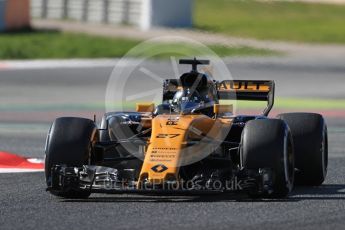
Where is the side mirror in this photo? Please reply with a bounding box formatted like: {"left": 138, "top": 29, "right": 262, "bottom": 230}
{"left": 136, "top": 103, "right": 155, "bottom": 113}
{"left": 214, "top": 104, "right": 233, "bottom": 115}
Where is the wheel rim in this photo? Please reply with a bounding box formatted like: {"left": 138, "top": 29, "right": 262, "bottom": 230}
{"left": 321, "top": 125, "right": 328, "bottom": 178}
{"left": 283, "top": 129, "right": 294, "bottom": 191}
{"left": 87, "top": 129, "right": 99, "bottom": 165}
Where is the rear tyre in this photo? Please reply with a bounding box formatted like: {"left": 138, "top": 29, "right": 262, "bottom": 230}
{"left": 45, "top": 117, "right": 99, "bottom": 198}
{"left": 277, "top": 113, "right": 328, "bottom": 186}
{"left": 241, "top": 119, "right": 294, "bottom": 198}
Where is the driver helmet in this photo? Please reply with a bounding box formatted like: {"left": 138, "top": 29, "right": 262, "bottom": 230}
{"left": 172, "top": 88, "right": 200, "bottom": 104}
{"left": 172, "top": 88, "right": 202, "bottom": 113}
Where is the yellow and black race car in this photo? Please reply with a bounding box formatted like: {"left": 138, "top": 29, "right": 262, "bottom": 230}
{"left": 45, "top": 59, "right": 328, "bottom": 199}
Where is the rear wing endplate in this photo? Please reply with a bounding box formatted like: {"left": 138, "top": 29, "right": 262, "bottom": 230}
{"left": 217, "top": 80, "right": 275, "bottom": 116}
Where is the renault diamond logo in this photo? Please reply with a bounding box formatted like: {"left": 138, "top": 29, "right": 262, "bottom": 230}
{"left": 151, "top": 164, "right": 168, "bottom": 173}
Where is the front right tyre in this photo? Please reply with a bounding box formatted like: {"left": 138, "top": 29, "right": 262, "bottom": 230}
{"left": 45, "top": 117, "right": 98, "bottom": 198}
{"left": 241, "top": 119, "right": 294, "bottom": 198}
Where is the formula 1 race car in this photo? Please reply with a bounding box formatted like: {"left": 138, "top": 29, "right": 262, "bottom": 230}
{"left": 45, "top": 58, "right": 328, "bottom": 199}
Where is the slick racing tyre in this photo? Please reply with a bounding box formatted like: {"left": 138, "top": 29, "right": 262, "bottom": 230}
{"left": 241, "top": 119, "right": 294, "bottom": 198}
{"left": 277, "top": 113, "right": 328, "bottom": 186}
{"left": 45, "top": 117, "right": 99, "bottom": 198}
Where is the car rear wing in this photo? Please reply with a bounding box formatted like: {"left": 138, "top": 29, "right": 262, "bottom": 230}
{"left": 217, "top": 80, "right": 275, "bottom": 116}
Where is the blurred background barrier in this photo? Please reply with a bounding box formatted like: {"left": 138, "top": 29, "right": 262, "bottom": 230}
{"left": 30, "top": 0, "right": 193, "bottom": 30}
{"left": 0, "top": 0, "right": 5, "bottom": 31}
{"left": 0, "top": 0, "right": 30, "bottom": 31}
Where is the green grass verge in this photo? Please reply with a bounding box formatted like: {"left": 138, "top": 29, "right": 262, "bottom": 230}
{"left": 1, "top": 98, "right": 345, "bottom": 112}
{"left": 0, "top": 30, "right": 276, "bottom": 59}
{"left": 223, "top": 98, "right": 345, "bottom": 110}
{"left": 195, "top": 0, "right": 345, "bottom": 44}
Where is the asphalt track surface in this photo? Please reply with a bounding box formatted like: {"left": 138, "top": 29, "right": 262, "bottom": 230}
{"left": 0, "top": 56, "right": 344, "bottom": 230}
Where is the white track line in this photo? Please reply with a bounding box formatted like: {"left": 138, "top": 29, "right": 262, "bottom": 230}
{"left": 0, "top": 168, "right": 44, "bottom": 173}
{"left": 0, "top": 59, "right": 143, "bottom": 70}
{"left": 0, "top": 59, "right": 116, "bottom": 70}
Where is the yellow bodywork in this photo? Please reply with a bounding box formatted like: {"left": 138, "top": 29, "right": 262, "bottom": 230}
{"left": 137, "top": 113, "right": 232, "bottom": 186}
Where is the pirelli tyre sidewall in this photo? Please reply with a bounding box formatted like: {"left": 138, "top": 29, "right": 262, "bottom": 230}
{"left": 241, "top": 119, "right": 295, "bottom": 198}
{"left": 277, "top": 113, "right": 328, "bottom": 186}
{"left": 45, "top": 117, "right": 99, "bottom": 198}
